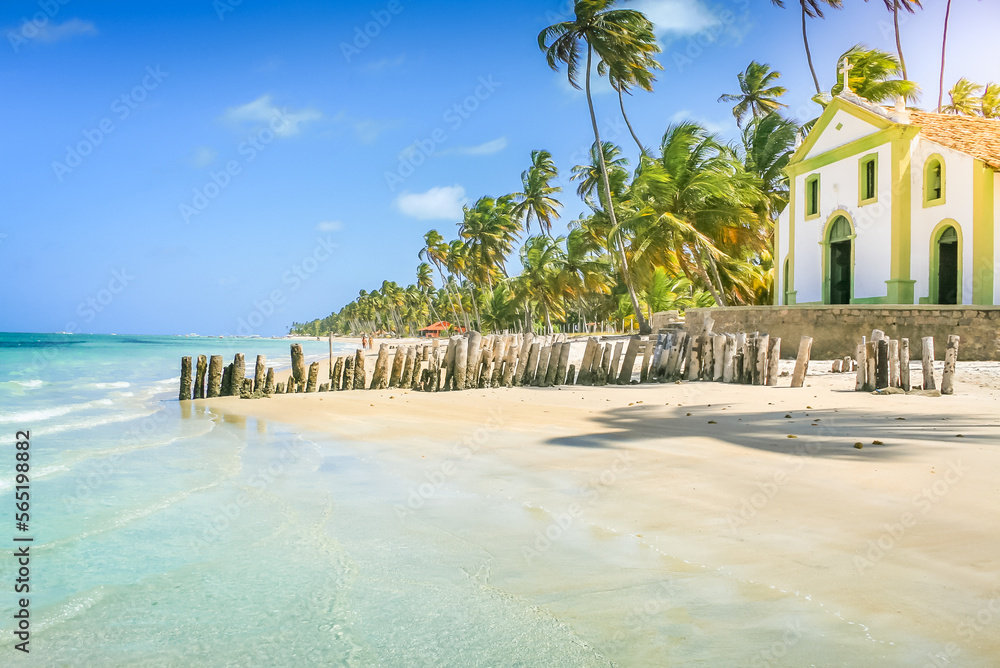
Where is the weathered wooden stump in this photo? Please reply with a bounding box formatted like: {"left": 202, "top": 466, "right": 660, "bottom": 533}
{"left": 618, "top": 336, "right": 641, "bottom": 385}
{"left": 790, "top": 336, "right": 813, "bottom": 388}
{"left": 899, "top": 338, "right": 911, "bottom": 392}
{"left": 577, "top": 338, "right": 598, "bottom": 385}
{"left": 513, "top": 334, "right": 534, "bottom": 387}
{"left": 207, "top": 355, "right": 224, "bottom": 398}
{"left": 239, "top": 378, "right": 254, "bottom": 399}
{"left": 388, "top": 347, "right": 405, "bottom": 388}
{"left": 608, "top": 341, "right": 625, "bottom": 385}
{"left": 596, "top": 344, "right": 612, "bottom": 387}
{"left": 319, "top": 382, "right": 330, "bottom": 392}
{"left": 502, "top": 337, "right": 519, "bottom": 387}
{"left": 254, "top": 355, "right": 266, "bottom": 393}
{"left": 542, "top": 342, "right": 561, "bottom": 387}
{"left": 533, "top": 345, "right": 551, "bottom": 387}
{"left": 754, "top": 334, "right": 769, "bottom": 386}
{"left": 864, "top": 341, "right": 878, "bottom": 392}
{"left": 192, "top": 355, "right": 207, "bottom": 399}
{"left": 264, "top": 368, "right": 275, "bottom": 396}
{"left": 555, "top": 340, "right": 571, "bottom": 386}
{"left": 370, "top": 344, "right": 390, "bottom": 390}
{"left": 343, "top": 355, "right": 355, "bottom": 390}
{"left": 221, "top": 363, "right": 233, "bottom": 396}
{"left": 523, "top": 342, "right": 541, "bottom": 386}
{"left": 331, "top": 356, "right": 344, "bottom": 391}
{"left": 766, "top": 336, "right": 781, "bottom": 386}
{"left": 855, "top": 341, "right": 868, "bottom": 391}
{"left": 441, "top": 338, "right": 457, "bottom": 390}
{"left": 353, "top": 350, "right": 367, "bottom": 390}
{"left": 275, "top": 381, "right": 285, "bottom": 394}
{"left": 921, "top": 336, "right": 936, "bottom": 390}
{"left": 465, "top": 332, "right": 483, "bottom": 389}
{"left": 875, "top": 340, "right": 889, "bottom": 389}
{"left": 453, "top": 336, "right": 468, "bottom": 390}
{"left": 179, "top": 356, "right": 193, "bottom": 401}
{"left": 832, "top": 359, "right": 843, "bottom": 373}
{"left": 888, "top": 340, "right": 900, "bottom": 388}
{"left": 231, "top": 354, "right": 246, "bottom": 395}
{"left": 941, "top": 335, "right": 959, "bottom": 395}
{"left": 400, "top": 347, "right": 415, "bottom": 389}
{"left": 306, "top": 362, "right": 320, "bottom": 392}
{"left": 290, "top": 344, "right": 306, "bottom": 387}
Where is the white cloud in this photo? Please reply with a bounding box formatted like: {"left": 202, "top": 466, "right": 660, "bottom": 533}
{"left": 191, "top": 146, "right": 217, "bottom": 168}
{"left": 354, "top": 119, "right": 397, "bottom": 144}
{"left": 221, "top": 94, "right": 322, "bottom": 138}
{"left": 32, "top": 18, "right": 98, "bottom": 43}
{"left": 315, "top": 220, "right": 343, "bottom": 232}
{"left": 395, "top": 185, "right": 467, "bottom": 221}
{"left": 632, "top": 0, "right": 719, "bottom": 36}
{"left": 440, "top": 137, "right": 508, "bottom": 157}
{"left": 363, "top": 55, "right": 406, "bottom": 72}
{"left": 668, "top": 110, "right": 732, "bottom": 136}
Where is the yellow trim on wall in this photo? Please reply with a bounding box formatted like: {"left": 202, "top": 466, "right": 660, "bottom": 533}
{"left": 790, "top": 96, "right": 894, "bottom": 165}
{"left": 927, "top": 219, "right": 963, "bottom": 305}
{"left": 787, "top": 173, "right": 797, "bottom": 304}
{"left": 787, "top": 126, "right": 901, "bottom": 177}
{"left": 922, "top": 153, "right": 946, "bottom": 208}
{"left": 972, "top": 160, "right": 995, "bottom": 304}
{"left": 858, "top": 152, "right": 878, "bottom": 206}
{"left": 887, "top": 127, "right": 920, "bottom": 304}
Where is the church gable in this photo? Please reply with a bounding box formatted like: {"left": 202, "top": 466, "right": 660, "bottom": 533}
{"left": 791, "top": 96, "right": 894, "bottom": 166}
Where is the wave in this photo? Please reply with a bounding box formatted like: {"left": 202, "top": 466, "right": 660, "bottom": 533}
{"left": 8, "top": 379, "right": 43, "bottom": 388}
{"left": 87, "top": 381, "right": 130, "bottom": 389}
{"left": 0, "top": 404, "right": 79, "bottom": 424}
{"left": 0, "top": 464, "right": 70, "bottom": 491}
{"left": 33, "top": 408, "right": 161, "bottom": 437}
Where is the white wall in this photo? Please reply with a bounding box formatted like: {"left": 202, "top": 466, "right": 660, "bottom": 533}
{"left": 995, "top": 171, "right": 1000, "bottom": 304}
{"left": 805, "top": 109, "right": 881, "bottom": 159}
{"left": 793, "top": 140, "right": 893, "bottom": 303}
{"left": 909, "top": 139, "right": 975, "bottom": 304}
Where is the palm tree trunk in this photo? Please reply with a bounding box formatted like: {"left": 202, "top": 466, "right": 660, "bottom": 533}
{"left": 543, "top": 304, "right": 553, "bottom": 335}
{"left": 801, "top": 2, "right": 821, "bottom": 95}
{"left": 618, "top": 87, "right": 646, "bottom": 156}
{"left": 938, "top": 0, "right": 953, "bottom": 112}
{"left": 893, "top": 1, "right": 908, "bottom": 80}
{"left": 694, "top": 243, "right": 727, "bottom": 307}
{"left": 585, "top": 43, "right": 650, "bottom": 335}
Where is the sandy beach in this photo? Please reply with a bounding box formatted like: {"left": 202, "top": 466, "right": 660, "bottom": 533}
{"left": 201, "top": 339, "right": 1000, "bottom": 665}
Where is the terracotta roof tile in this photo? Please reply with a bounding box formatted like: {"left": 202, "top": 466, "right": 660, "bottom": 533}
{"left": 907, "top": 110, "right": 1000, "bottom": 170}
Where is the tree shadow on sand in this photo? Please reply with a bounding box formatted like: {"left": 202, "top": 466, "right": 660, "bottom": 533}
{"left": 544, "top": 403, "right": 997, "bottom": 461}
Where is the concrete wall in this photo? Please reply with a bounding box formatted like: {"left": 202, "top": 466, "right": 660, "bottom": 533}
{"left": 684, "top": 305, "right": 1000, "bottom": 361}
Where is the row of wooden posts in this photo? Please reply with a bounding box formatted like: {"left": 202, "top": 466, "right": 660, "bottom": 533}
{"left": 851, "top": 331, "right": 960, "bottom": 395}
{"left": 179, "top": 321, "right": 828, "bottom": 401}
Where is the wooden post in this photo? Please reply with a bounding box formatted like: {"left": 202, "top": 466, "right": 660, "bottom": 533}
{"left": 332, "top": 356, "right": 344, "bottom": 391}
{"left": 251, "top": 355, "right": 264, "bottom": 393}
{"left": 454, "top": 335, "right": 469, "bottom": 390}
{"left": 855, "top": 340, "right": 867, "bottom": 391}
{"left": 921, "top": 336, "right": 936, "bottom": 390}
{"left": 754, "top": 334, "right": 769, "bottom": 386}
{"left": 490, "top": 338, "right": 509, "bottom": 388}
{"left": 441, "top": 338, "right": 456, "bottom": 390}
{"left": 555, "top": 339, "right": 571, "bottom": 386}
{"left": 532, "top": 345, "right": 551, "bottom": 387}
{"left": 388, "top": 347, "right": 405, "bottom": 388}
{"left": 595, "top": 344, "right": 611, "bottom": 387}
{"left": 264, "top": 368, "right": 275, "bottom": 396}
{"left": 353, "top": 349, "right": 367, "bottom": 390}
{"left": 608, "top": 341, "right": 624, "bottom": 384}
{"left": 875, "top": 340, "right": 889, "bottom": 389}
{"left": 544, "top": 342, "right": 562, "bottom": 387}
{"left": 642, "top": 337, "right": 659, "bottom": 383}
{"left": 274, "top": 381, "right": 285, "bottom": 394}
{"left": 306, "top": 362, "right": 320, "bottom": 392}
{"left": 502, "top": 337, "right": 520, "bottom": 387}
{"left": 290, "top": 344, "right": 306, "bottom": 387}
{"left": 888, "top": 340, "right": 900, "bottom": 388}
{"left": 941, "top": 335, "right": 960, "bottom": 395}
{"left": 399, "top": 347, "right": 414, "bottom": 388}
{"left": 479, "top": 338, "right": 497, "bottom": 388}
{"left": 617, "top": 336, "right": 641, "bottom": 385}
{"left": 843, "top": 356, "right": 853, "bottom": 373}
{"left": 832, "top": 359, "right": 843, "bottom": 373}
{"left": 206, "top": 355, "right": 223, "bottom": 398}
{"left": 513, "top": 334, "right": 533, "bottom": 387}
{"left": 790, "top": 336, "right": 813, "bottom": 388}
{"left": 187, "top": 354, "right": 205, "bottom": 399}
{"left": 864, "top": 341, "right": 877, "bottom": 392}
{"left": 239, "top": 378, "right": 254, "bottom": 399}
{"left": 766, "top": 337, "right": 781, "bottom": 386}
{"left": 578, "top": 338, "right": 598, "bottom": 385}
{"left": 465, "top": 332, "right": 483, "bottom": 389}
{"left": 566, "top": 364, "right": 576, "bottom": 385}
{"left": 179, "top": 356, "right": 193, "bottom": 401}
{"left": 370, "top": 344, "right": 390, "bottom": 389}
{"left": 684, "top": 333, "right": 700, "bottom": 381}
{"left": 343, "top": 355, "right": 355, "bottom": 391}
{"left": 229, "top": 354, "right": 245, "bottom": 395}
{"left": 722, "top": 335, "right": 736, "bottom": 384}
{"left": 711, "top": 334, "right": 725, "bottom": 382}
{"left": 899, "top": 338, "right": 911, "bottom": 392}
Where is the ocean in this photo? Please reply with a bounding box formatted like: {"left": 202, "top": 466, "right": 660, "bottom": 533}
{"left": 0, "top": 333, "right": 948, "bottom": 666}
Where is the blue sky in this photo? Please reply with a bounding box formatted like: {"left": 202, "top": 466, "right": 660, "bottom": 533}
{"left": 2, "top": 0, "right": 998, "bottom": 336}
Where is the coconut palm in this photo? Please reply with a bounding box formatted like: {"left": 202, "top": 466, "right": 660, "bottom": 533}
{"left": 515, "top": 235, "right": 569, "bottom": 334}
{"left": 942, "top": 78, "right": 983, "bottom": 115}
{"left": 981, "top": 83, "right": 1000, "bottom": 119}
{"left": 864, "top": 0, "right": 921, "bottom": 80}
{"left": 742, "top": 112, "right": 797, "bottom": 231}
{"left": 418, "top": 229, "right": 463, "bottom": 327}
{"left": 539, "top": 0, "right": 658, "bottom": 333}
{"left": 718, "top": 61, "right": 788, "bottom": 128}
{"left": 571, "top": 141, "right": 630, "bottom": 202}
{"left": 458, "top": 195, "right": 519, "bottom": 289}
{"left": 601, "top": 40, "right": 662, "bottom": 155}
{"left": 770, "top": 0, "right": 843, "bottom": 95}
{"left": 510, "top": 150, "right": 563, "bottom": 235}
{"left": 830, "top": 45, "right": 919, "bottom": 104}
{"left": 563, "top": 227, "right": 612, "bottom": 330}
{"left": 416, "top": 262, "right": 439, "bottom": 323}
{"left": 937, "top": 0, "right": 953, "bottom": 112}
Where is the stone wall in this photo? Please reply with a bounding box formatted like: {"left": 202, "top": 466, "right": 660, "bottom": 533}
{"left": 684, "top": 305, "right": 1000, "bottom": 361}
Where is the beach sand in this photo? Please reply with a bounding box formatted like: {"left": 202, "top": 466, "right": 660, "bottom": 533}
{"left": 203, "top": 339, "right": 1000, "bottom": 664}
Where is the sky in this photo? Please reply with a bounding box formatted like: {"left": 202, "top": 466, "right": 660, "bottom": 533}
{"left": 2, "top": 0, "right": 998, "bottom": 336}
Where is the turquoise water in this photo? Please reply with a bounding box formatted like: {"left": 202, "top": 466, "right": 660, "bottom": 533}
{"left": 0, "top": 334, "right": 957, "bottom": 666}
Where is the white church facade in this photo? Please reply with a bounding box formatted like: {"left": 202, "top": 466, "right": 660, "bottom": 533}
{"left": 775, "top": 92, "right": 1000, "bottom": 306}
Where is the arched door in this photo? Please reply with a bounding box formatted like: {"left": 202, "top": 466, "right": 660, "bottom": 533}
{"left": 826, "top": 216, "right": 852, "bottom": 305}
{"left": 936, "top": 226, "right": 958, "bottom": 304}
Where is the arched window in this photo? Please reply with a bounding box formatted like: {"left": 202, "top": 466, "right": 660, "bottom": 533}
{"left": 924, "top": 156, "right": 945, "bottom": 206}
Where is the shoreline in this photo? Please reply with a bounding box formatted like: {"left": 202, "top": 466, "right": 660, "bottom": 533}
{"left": 201, "top": 362, "right": 1000, "bottom": 662}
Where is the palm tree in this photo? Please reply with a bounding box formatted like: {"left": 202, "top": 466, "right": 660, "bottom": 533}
{"left": 458, "top": 195, "right": 519, "bottom": 289}
{"left": 742, "top": 112, "right": 797, "bottom": 230}
{"left": 539, "top": 0, "right": 658, "bottom": 334}
{"left": 515, "top": 235, "right": 569, "bottom": 334}
{"left": 418, "top": 230, "right": 463, "bottom": 328}
{"left": 416, "top": 262, "right": 439, "bottom": 323}
{"left": 830, "top": 45, "right": 919, "bottom": 104}
{"left": 942, "top": 78, "right": 983, "bottom": 115}
{"left": 563, "top": 227, "right": 612, "bottom": 331}
{"left": 510, "top": 150, "right": 563, "bottom": 235}
{"left": 770, "top": 0, "right": 843, "bottom": 95}
{"left": 571, "top": 141, "right": 630, "bottom": 202}
{"left": 981, "top": 83, "right": 1000, "bottom": 119}
{"left": 937, "top": 0, "right": 953, "bottom": 112}
{"left": 718, "top": 61, "right": 788, "bottom": 128}
{"left": 601, "top": 40, "right": 662, "bottom": 155}
{"left": 864, "top": 0, "right": 921, "bottom": 80}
